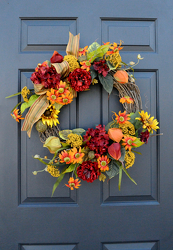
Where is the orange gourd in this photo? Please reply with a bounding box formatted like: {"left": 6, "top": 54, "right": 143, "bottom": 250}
{"left": 113, "top": 70, "right": 128, "bottom": 84}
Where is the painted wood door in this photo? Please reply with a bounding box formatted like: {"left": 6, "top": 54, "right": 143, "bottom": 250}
{"left": 0, "top": 0, "right": 173, "bottom": 249}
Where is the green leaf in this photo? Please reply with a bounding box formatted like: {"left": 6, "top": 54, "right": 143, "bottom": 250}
{"left": 106, "top": 61, "right": 116, "bottom": 70}
{"left": 105, "top": 121, "right": 118, "bottom": 132}
{"left": 72, "top": 128, "right": 86, "bottom": 135}
{"left": 51, "top": 173, "right": 65, "bottom": 197}
{"left": 45, "top": 60, "right": 51, "bottom": 67}
{"left": 98, "top": 73, "right": 114, "bottom": 95}
{"left": 129, "top": 110, "right": 143, "bottom": 130}
{"left": 87, "top": 42, "right": 100, "bottom": 54}
{"left": 131, "top": 149, "right": 142, "bottom": 155}
{"left": 11, "top": 102, "right": 23, "bottom": 113}
{"left": 87, "top": 43, "right": 110, "bottom": 63}
{"left": 105, "top": 121, "right": 114, "bottom": 132}
{"left": 78, "top": 55, "right": 87, "bottom": 62}
{"left": 133, "top": 138, "right": 144, "bottom": 148}
{"left": 90, "top": 70, "right": 98, "bottom": 80}
{"left": 122, "top": 167, "right": 137, "bottom": 185}
{"left": 20, "top": 94, "right": 39, "bottom": 114}
{"left": 53, "top": 103, "right": 63, "bottom": 110}
{"left": 63, "top": 164, "right": 76, "bottom": 174}
{"left": 118, "top": 164, "right": 123, "bottom": 190}
{"left": 106, "top": 160, "right": 119, "bottom": 179}
{"left": 119, "top": 147, "right": 126, "bottom": 162}
{"left": 6, "top": 92, "right": 21, "bottom": 98}
{"left": 135, "top": 120, "right": 142, "bottom": 130}
{"left": 59, "top": 130, "right": 72, "bottom": 140}
{"left": 61, "top": 142, "right": 69, "bottom": 147}
{"left": 129, "top": 110, "right": 140, "bottom": 122}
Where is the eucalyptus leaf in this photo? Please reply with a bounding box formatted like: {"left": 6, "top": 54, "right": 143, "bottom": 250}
{"left": 98, "top": 73, "right": 114, "bottom": 95}
{"left": 119, "top": 147, "right": 126, "bottom": 162}
{"left": 20, "top": 94, "right": 39, "bottom": 114}
{"left": 106, "top": 160, "right": 119, "bottom": 179}
{"left": 90, "top": 70, "right": 98, "bottom": 80}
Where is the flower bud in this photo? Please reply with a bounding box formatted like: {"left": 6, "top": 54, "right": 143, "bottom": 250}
{"left": 88, "top": 151, "right": 95, "bottom": 159}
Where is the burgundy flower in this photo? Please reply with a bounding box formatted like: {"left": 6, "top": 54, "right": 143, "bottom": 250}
{"left": 83, "top": 124, "right": 109, "bottom": 157}
{"left": 93, "top": 60, "right": 109, "bottom": 77}
{"left": 50, "top": 51, "right": 63, "bottom": 63}
{"left": 68, "top": 68, "right": 92, "bottom": 92}
{"left": 140, "top": 130, "right": 150, "bottom": 144}
{"left": 30, "top": 62, "right": 61, "bottom": 89}
{"left": 77, "top": 161, "right": 101, "bottom": 183}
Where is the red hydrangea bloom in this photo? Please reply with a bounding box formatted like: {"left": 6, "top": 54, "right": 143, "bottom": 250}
{"left": 140, "top": 130, "right": 150, "bottom": 144}
{"left": 30, "top": 62, "right": 61, "bottom": 89}
{"left": 77, "top": 161, "right": 101, "bottom": 183}
{"left": 93, "top": 60, "right": 109, "bottom": 77}
{"left": 68, "top": 68, "right": 92, "bottom": 92}
{"left": 83, "top": 124, "right": 109, "bottom": 157}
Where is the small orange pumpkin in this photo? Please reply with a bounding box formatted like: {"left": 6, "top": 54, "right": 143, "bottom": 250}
{"left": 113, "top": 70, "right": 128, "bottom": 84}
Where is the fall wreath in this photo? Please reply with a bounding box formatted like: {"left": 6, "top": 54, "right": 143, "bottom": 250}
{"left": 7, "top": 32, "right": 160, "bottom": 196}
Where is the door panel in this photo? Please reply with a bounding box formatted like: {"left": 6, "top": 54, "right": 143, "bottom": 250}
{"left": 0, "top": 0, "right": 173, "bottom": 249}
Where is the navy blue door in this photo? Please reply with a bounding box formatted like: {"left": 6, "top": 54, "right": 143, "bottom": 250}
{"left": 0, "top": 1, "right": 173, "bottom": 249}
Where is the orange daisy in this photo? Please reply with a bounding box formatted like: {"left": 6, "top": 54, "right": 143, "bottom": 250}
{"left": 46, "top": 88, "right": 59, "bottom": 104}
{"left": 107, "top": 41, "right": 123, "bottom": 55}
{"left": 65, "top": 177, "right": 81, "bottom": 190}
{"left": 97, "top": 155, "right": 110, "bottom": 172}
{"left": 80, "top": 60, "right": 91, "bottom": 71}
{"left": 57, "top": 81, "right": 69, "bottom": 95}
{"left": 79, "top": 46, "right": 88, "bottom": 56}
{"left": 57, "top": 92, "right": 73, "bottom": 105}
{"left": 59, "top": 150, "right": 72, "bottom": 164}
{"left": 11, "top": 109, "right": 24, "bottom": 122}
{"left": 114, "top": 111, "right": 130, "bottom": 124}
{"left": 69, "top": 147, "right": 84, "bottom": 164}
{"left": 122, "top": 136, "right": 137, "bottom": 151}
{"left": 120, "top": 96, "right": 134, "bottom": 104}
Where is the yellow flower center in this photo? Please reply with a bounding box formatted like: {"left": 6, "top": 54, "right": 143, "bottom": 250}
{"left": 51, "top": 95, "right": 57, "bottom": 100}
{"left": 70, "top": 183, "right": 75, "bottom": 187}
{"left": 101, "top": 161, "right": 107, "bottom": 166}
{"left": 64, "top": 157, "right": 70, "bottom": 162}
{"left": 75, "top": 153, "right": 80, "bottom": 159}
{"left": 127, "top": 139, "right": 132, "bottom": 145}
{"left": 59, "top": 88, "right": 64, "bottom": 93}
{"left": 120, "top": 116, "right": 124, "bottom": 122}
{"left": 63, "top": 98, "right": 68, "bottom": 103}
{"left": 44, "top": 110, "right": 52, "bottom": 117}
{"left": 85, "top": 61, "right": 90, "bottom": 66}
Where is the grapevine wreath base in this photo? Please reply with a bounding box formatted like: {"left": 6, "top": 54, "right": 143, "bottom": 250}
{"left": 8, "top": 32, "right": 159, "bottom": 196}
